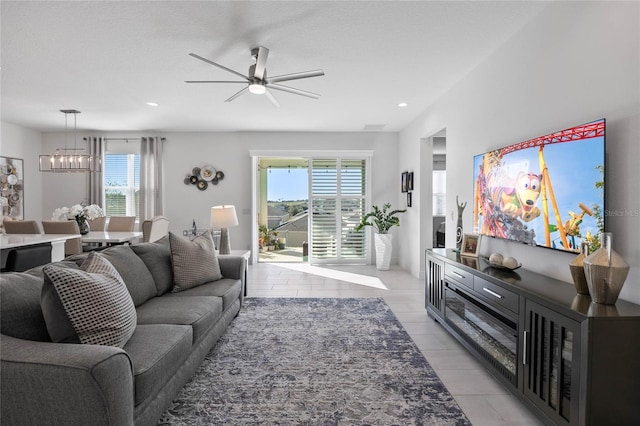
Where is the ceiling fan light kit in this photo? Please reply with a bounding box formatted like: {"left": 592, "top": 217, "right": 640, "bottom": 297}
{"left": 186, "top": 46, "right": 324, "bottom": 107}
{"left": 249, "top": 83, "right": 266, "bottom": 95}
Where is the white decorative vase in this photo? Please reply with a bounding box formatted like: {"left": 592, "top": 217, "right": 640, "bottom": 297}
{"left": 374, "top": 233, "right": 393, "bottom": 270}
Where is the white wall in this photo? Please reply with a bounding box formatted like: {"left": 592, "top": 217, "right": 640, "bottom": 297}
{"left": 39, "top": 130, "right": 399, "bottom": 260}
{"left": 0, "top": 121, "right": 44, "bottom": 222}
{"left": 399, "top": 2, "right": 640, "bottom": 304}
{"left": 161, "top": 132, "right": 399, "bottom": 258}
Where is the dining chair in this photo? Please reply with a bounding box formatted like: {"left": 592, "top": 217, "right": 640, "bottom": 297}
{"left": 3, "top": 220, "right": 41, "bottom": 234}
{"left": 88, "top": 216, "right": 107, "bottom": 231}
{"left": 141, "top": 216, "right": 169, "bottom": 243}
{"left": 2, "top": 245, "right": 52, "bottom": 272}
{"left": 41, "top": 221, "right": 83, "bottom": 256}
{"left": 107, "top": 216, "right": 136, "bottom": 232}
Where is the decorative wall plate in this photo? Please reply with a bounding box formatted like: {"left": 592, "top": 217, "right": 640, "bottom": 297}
{"left": 197, "top": 180, "right": 208, "bottom": 190}
{"left": 200, "top": 165, "right": 216, "bottom": 181}
{"left": 7, "top": 174, "right": 18, "bottom": 185}
{"left": 215, "top": 171, "right": 225, "bottom": 180}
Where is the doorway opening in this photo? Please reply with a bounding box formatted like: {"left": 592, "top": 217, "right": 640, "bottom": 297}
{"left": 257, "top": 157, "right": 309, "bottom": 263}
{"left": 432, "top": 134, "right": 447, "bottom": 247}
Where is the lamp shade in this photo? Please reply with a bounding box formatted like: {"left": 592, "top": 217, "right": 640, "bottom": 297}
{"left": 211, "top": 205, "right": 239, "bottom": 228}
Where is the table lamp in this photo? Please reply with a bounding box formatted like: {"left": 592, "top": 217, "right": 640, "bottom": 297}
{"left": 211, "top": 205, "right": 238, "bottom": 254}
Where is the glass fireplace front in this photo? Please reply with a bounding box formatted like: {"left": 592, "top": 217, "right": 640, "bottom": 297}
{"left": 444, "top": 282, "right": 518, "bottom": 384}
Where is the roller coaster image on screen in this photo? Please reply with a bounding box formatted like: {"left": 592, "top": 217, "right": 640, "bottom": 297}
{"left": 472, "top": 119, "right": 605, "bottom": 253}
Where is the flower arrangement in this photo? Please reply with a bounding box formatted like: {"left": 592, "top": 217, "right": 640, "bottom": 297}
{"left": 52, "top": 204, "right": 105, "bottom": 221}
{"left": 52, "top": 203, "right": 104, "bottom": 234}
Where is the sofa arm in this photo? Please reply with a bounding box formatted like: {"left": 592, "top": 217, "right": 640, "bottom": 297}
{"left": 218, "top": 255, "right": 245, "bottom": 282}
{"left": 1, "top": 334, "right": 135, "bottom": 426}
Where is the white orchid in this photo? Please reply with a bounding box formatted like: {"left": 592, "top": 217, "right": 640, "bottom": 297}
{"left": 52, "top": 204, "right": 105, "bottom": 221}
{"left": 84, "top": 204, "right": 105, "bottom": 220}
{"left": 69, "top": 204, "right": 84, "bottom": 218}
{"left": 51, "top": 207, "right": 70, "bottom": 221}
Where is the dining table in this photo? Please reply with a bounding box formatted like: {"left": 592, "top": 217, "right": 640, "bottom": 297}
{"left": 81, "top": 231, "right": 143, "bottom": 245}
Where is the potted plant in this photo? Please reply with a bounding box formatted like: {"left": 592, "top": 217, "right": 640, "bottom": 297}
{"left": 355, "top": 203, "right": 406, "bottom": 270}
{"left": 258, "top": 225, "right": 270, "bottom": 252}
{"left": 270, "top": 229, "right": 279, "bottom": 251}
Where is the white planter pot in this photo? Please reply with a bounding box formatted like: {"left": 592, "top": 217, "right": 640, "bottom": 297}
{"left": 374, "top": 233, "right": 393, "bottom": 270}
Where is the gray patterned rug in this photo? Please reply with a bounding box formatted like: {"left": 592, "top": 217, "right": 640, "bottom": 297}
{"left": 158, "top": 298, "right": 470, "bottom": 425}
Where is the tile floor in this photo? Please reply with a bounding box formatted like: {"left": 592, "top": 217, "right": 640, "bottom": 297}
{"left": 246, "top": 261, "right": 544, "bottom": 426}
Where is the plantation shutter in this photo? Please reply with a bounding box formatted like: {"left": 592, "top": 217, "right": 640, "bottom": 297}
{"left": 310, "top": 157, "right": 368, "bottom": 263}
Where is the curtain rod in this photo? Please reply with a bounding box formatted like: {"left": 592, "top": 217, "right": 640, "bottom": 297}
{"left": 103, "top": 138, "right": 139, "bottom": 142}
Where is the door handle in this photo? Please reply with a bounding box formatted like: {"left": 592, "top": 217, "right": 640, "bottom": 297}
{"left": 451, "top": 271, "right": 465, "bottom": 279}
{"left": 522, "top": 330, "right": 528, "bottom": 365}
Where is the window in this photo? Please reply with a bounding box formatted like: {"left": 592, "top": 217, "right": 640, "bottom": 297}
{"left": 104, "top": 153, "right": 140, "bottom": 219}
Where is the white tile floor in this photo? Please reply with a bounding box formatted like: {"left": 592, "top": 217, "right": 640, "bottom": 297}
{"left": 246, "top": 262, "right": 544, "bottom": 426}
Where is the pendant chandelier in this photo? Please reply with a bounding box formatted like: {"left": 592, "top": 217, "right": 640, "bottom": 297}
{"left": 39, "top": 109, "right": 101, "bottom": 173}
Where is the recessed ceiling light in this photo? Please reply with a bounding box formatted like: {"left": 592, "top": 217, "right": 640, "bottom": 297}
{"left": 398, "top": 102, "right": 408, "bottom": 108}
{"left": 146, "top": 102, "right": 159, "bottom": 107}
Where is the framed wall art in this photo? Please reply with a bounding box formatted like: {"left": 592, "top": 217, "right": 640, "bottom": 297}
{"left": 407, "top": 172, "right": 414, "bottom": 191}
{"left": 0, "top": 156, "right": 24, "bottom": 219}
{"left": 401, "top": 171, "right": 408, "bottom": 193}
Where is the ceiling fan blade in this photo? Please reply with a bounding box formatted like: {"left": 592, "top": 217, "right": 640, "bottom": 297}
{"left": 225, "top": 86, "right": 249, "bottom": 102}
{"left": 265, "top": 89, "right": 280, "bottom": 108}
{"left": 267, "top": 69, "right": 324, "bottom": 83}
{"left": 185, "top": 81, "right": 248, "bottom": 84}
{"left": 189, "top": 53, "right": 249, "bottom": 81}
{"left": 252, "top": 46, "right": 269, "bottom": 80}
{"left": 268, "top": 83, "right": 320, "bottom": 99}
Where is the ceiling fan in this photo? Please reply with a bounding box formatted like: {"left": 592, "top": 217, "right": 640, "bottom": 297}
{"left": 185, "top": 46, "right": 324, "bottom": 108}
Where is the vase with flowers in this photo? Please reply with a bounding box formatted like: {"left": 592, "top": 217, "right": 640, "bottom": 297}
{"left": 52, "top": 203, "right": 105, "bottom": 235}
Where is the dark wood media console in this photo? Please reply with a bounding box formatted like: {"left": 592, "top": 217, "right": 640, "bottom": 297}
{"left": 425, "top": 249, "right": 640, "bottom": 426}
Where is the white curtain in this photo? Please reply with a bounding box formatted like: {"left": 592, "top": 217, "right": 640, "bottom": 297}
{"left": 140, "top": 137, "right": 165, "bottom": 220}
{"left": 86, "top": 136, "right": 105, "bottom": 206}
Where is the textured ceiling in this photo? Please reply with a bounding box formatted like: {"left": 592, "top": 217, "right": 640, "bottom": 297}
{"left": 1, "top": 1, "right": 547, "bottom": 133}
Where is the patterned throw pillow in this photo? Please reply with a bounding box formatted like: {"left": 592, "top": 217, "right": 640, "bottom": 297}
{"left": 41, "top": 252, "right": 137, "bottom": 347}
{"left": 169, "top": 231, "right": 222, "bottom": 292}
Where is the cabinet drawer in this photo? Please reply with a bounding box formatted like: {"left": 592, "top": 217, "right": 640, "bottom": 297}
{"left": 474, "top": 277, "right": 519, "bottom": 314}
{"left": 445, "top": 264, "right": 473, "bottom": 289}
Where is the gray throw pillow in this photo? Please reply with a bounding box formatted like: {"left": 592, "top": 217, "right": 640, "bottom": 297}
{"left": 169, "top": 231, "right": 222, "bottom": 292}
{"left": 41, "top": 252, "right": 137, "bottom": 347}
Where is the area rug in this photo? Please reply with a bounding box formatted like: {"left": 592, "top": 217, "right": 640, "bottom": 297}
{"left": 158, "top": 298, "right": 470, "bottom": 425}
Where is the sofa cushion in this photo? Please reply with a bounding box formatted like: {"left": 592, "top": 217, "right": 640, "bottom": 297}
{"left": 99, "top": 245, "right": 157, "bottom": 307}
{"left": 130, "top": 236, "right": 173, "bottom": 296}
{"left": 0, "top": 272, "right": 51, "bottom": 341}
{"left": 123, "top": 324, "right": 192, "bottom": 406}
{"left": 169, "top": 231, "right": 222, "bottom": 292}
{"left": 166, "top": 278, "right": 241, "bottom": 312}
{"left": 41, "top": 252, "right": 137, "bottom": 347}
{"left": 135, "top": 296, "right": 223, "bottom": 344}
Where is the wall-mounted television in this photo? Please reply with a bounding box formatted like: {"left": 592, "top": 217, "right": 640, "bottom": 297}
{"left": 473, "top": 119, "right": 605, "bottom": 253}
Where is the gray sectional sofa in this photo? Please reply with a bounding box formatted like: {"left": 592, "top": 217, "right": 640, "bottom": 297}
{"left": 0, "top": 236, "right": 245, "bottom": 426}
